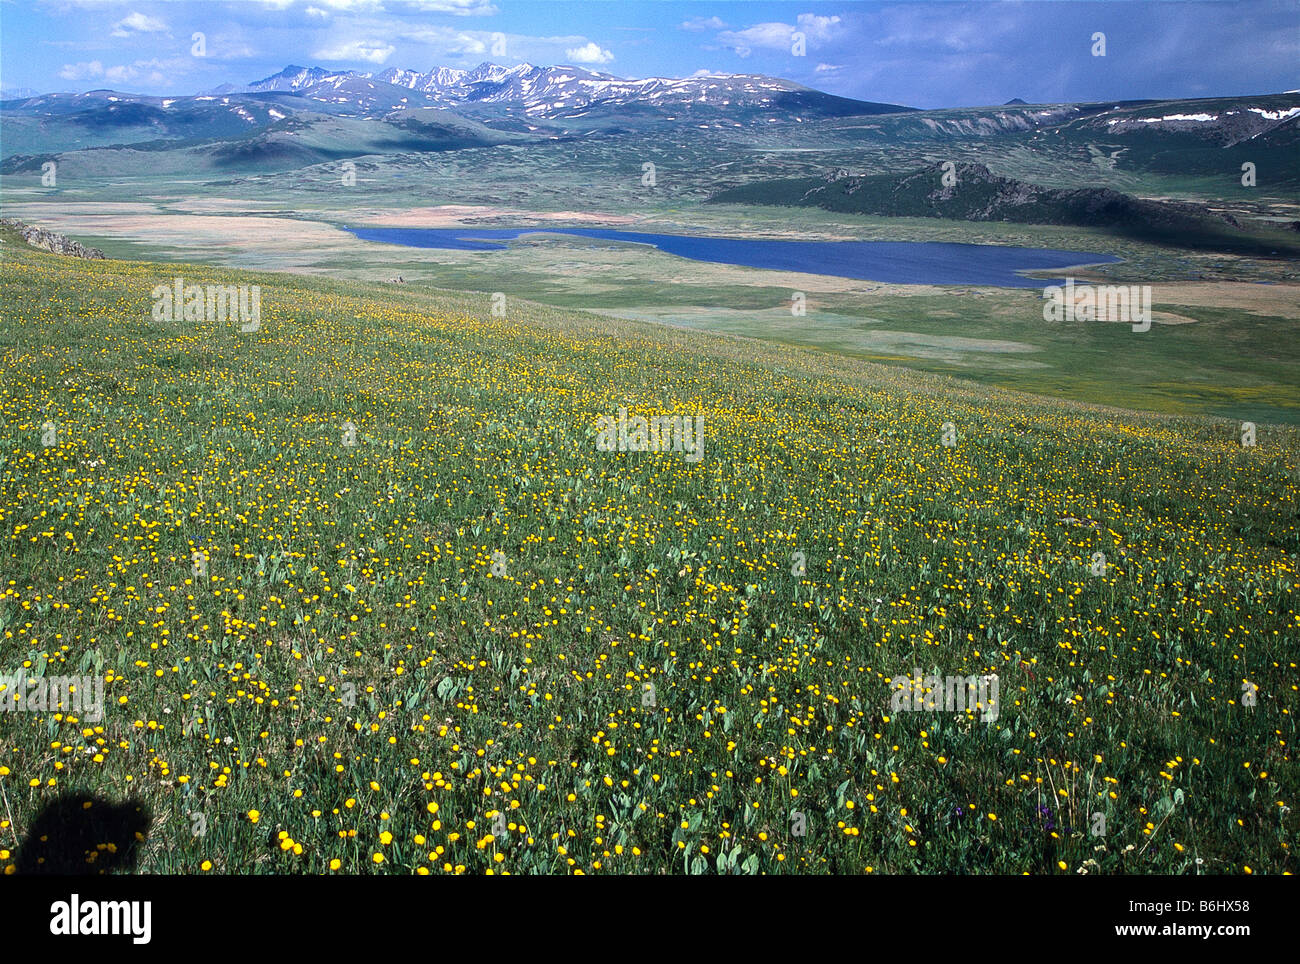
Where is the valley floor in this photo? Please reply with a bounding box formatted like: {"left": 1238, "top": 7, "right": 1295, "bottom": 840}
{"left": 3, "top": 188, "right": 1299, "bottom": 423}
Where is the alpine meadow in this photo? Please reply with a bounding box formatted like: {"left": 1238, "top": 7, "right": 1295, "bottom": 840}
{"left": 0, "top": 0, "right": 1296, "bottom": 901}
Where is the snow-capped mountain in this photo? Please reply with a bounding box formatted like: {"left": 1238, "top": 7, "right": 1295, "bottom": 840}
{"left": 246, "top": 62, "right": 912, "bottom": 118}
{"left": 247, "top": 65, "right": 347, "bottom": 93}
{"left": 290, "top": 74, "right": 445, "bottom": 113}
{"left": 451, "top": 63, "right": 798, "bottom": 113}
{"left": 373, "top": 66, "right": 468, "bottom": 94}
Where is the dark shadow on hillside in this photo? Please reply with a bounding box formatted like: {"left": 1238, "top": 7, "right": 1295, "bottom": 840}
{"left": 13, "top": 794, "right": 152, "bottom": 874}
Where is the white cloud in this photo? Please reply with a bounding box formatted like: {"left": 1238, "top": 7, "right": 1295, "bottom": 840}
{"left": 415, "top": 30, "right": 484, "bottom": 55}
{"left": 389, "top": 25, "right": 496, "bottom": 55}
{"left": 59, "top": 60, "right": 104, "bottom": 81}
{"left": 382, "top": 24, "right": 621, "bottom": 66}
{"left": 104, "top": 59, "right": 171, "bottom": 85}
{"left": 717, "top": 13, "right": 842, "bottom": 57}
{"left": 313, "top": 39, "right": 396, "bottom": 63}
{"left": 111, "top": 12, "right": 168, "bottom": 37}
{"left": 681, "top": 16, "right": 726, "bottom": 32}
{"left": 59, "top": 57, "right": 177, "bottom": 87}
{"left": 403, "top": 0, "right": 498, "bottom": 12}
{"left": 565, "top": 42, "right": 613, "bottom": 65}
{"left": 796, "top": 14, "right": 842, "bottom": 40}
{"left": 279, "top": 0, "right": 497, "bottom": 12}
{"left": 205, "top": 35, "right": 258, "bottom": 61}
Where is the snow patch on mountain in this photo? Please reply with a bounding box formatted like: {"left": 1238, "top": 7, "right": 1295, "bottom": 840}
{"left": 243, "top": 61, "right": 908, "bottom": 119}
{"left": 1248, "top": 106, "right": 1300, "bottom": 121}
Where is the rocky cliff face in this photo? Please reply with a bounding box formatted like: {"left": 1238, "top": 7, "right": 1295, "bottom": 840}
{"left": 0, "top": 218, "right": 105, "bottom": 259}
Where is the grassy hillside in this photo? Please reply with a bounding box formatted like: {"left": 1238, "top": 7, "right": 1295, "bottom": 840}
{"left": 708, "top": 162, "right": 1300, "bottom": 256}
{"left": 595, "top": 284, "right": 1300, "bottom": 426}
{"left": 0, "top": 237, "right": 1295, "bottom": 874}
{"left": 0, "top": 110, "right": 535, "bottom": 178}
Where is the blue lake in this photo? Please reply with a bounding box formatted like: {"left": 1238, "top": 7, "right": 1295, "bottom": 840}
{"left": 344, "top": 226, "right": 1119, "bottom": 288}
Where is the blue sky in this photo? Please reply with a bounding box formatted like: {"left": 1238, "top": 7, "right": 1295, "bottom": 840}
{"left": 2, "top": 1, "right": 1296, "bottom": 108}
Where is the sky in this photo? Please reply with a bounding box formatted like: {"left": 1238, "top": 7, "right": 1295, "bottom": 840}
{"left": 1, "top": 0, "right": 1297, "bottom": 109}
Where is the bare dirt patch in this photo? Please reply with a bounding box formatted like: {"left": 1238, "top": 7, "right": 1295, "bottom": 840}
{"left": 350, "top": 205, "right": 641, "bottom": 228}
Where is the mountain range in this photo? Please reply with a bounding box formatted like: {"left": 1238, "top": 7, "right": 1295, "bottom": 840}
{"left": 239, "top": 62, "right": 915, "bottom": 118}
{"left": 1, "top": 63, "right": 1297, "bottom": 229}
{"left": 0, "top": 61, "right": 916, "bottom": 165}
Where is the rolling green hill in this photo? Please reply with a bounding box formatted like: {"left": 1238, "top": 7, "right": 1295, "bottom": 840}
{"left": 1, "top": 110, "right": 541, "bottom": 177}
{"left": 0, "top": 229, "right": 1295, "bottom": 874}
{"left": 708, "top": 162, "right": 1300, "bottom": 254}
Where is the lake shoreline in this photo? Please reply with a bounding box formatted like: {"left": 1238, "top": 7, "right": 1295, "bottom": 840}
{"left": 344, "top": 225, "right": 1120, "bottom": 289}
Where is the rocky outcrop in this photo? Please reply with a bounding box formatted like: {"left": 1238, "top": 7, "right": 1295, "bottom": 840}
{"left": 0, "top": 218, "right": 105, "bottom": 259}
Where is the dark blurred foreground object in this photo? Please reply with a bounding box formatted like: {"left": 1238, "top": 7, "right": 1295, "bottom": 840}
{"left": 14, "top": 794, "right": 151, "bottom": 874}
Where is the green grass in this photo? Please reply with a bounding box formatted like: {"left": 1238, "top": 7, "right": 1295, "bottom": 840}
{"left": 0, "top": 234, "right": 1296, "bottom": 875}
{"left": 647, "top": 290, "right": 1300, "bottom": 424}
{"left": 706, "top": 165, "right": 1300, "bottom": 257}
